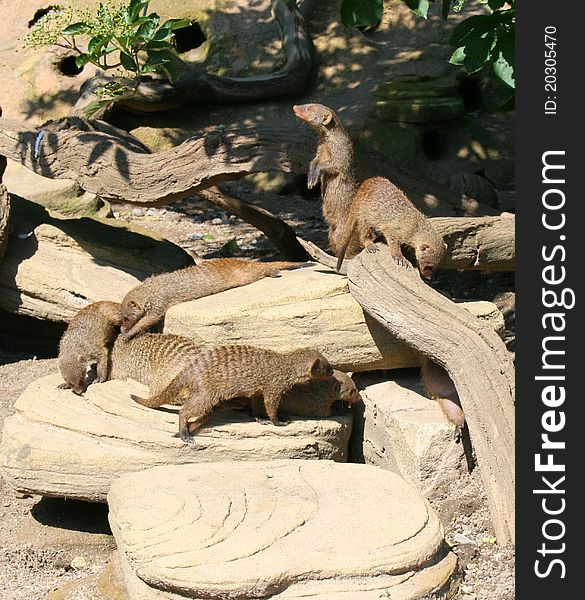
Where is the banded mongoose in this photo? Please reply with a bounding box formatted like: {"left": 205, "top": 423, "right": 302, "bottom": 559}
{"left": 293, "top": 103, "right": 446, "bottom": 278}
{"left": 58, "top": 301, "right": 122, "bottom": 395}
{"left": 108, "top": 332, "right": 203, "bottom": 398}
{"left": 120, "top": 258, "right": 312, "bottom": 339}
{"left": 131, "top": 345, "right": 334, "bottom": 442}
{"left": 421, "top": 358, "right": 465, "bottom": 440}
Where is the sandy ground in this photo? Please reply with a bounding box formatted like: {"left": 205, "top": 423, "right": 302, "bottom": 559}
{"left": 0, "top": 184, "right": 515, "bottom": 599}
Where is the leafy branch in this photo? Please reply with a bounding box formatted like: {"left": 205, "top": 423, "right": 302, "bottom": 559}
{"left": 340, "top": 0, "right": 515, "bottom": 92}
{"left": 24, "top": 0, "right": 190, "bottom": 117}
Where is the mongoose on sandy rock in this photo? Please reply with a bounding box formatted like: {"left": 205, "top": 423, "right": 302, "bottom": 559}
{"left": 120, "top": 258, "right": 312, "bottom": 339}
{"left": 131, "top": 345, "right": 334, "bottom": 442}
{"left": 421, "top": 358, "right": 465, "bottom": 440}
{"left": 277, "top": 369, "right": 362, "bottom": 418}
{"left": 58, "top": 301, "right": 122, "bottom": 395}
{"left": 108, "top": 332, "right": 202, "bottom": 398}
{"left": 293, "top": 103, "right": 446, "bottom": 278}
{"left": 292, "top": 103, "right": 358, "bottom": 257}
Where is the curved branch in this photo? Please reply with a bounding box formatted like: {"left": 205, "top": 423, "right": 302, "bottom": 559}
{"left": 347, "top": 246, "right": 515, "bottom": 545}
{"left": 75, "top": 0, "right": 313, "bottom": 114}
{"left": 197, "top": 186, "right": 309, "bottom": 261}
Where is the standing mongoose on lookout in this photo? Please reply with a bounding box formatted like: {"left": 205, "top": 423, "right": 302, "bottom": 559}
{"left": 131, "top": 345, "right": 334, "bottom": 442}
{"left": 421, "top": 358, "right": 465, "bottom": 440}
{"left": 293, "top": 103, "right": 446, "bottom": 278}
{"left": 108, "top": 332, "right": 203, "bottom": 397}
{"left": 120, "top": 258, "right": 312, "bottom": 338}
{"left": 58, "top": 301, "right": 122, "bottom": 395}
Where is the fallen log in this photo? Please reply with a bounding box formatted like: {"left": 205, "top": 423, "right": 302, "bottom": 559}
{"left": 346, "top": 245, "right": 515, "bottom": 545}
{"left": 299, "top": 214, "right": 516, "bottom": 274}
{"left": 0, "top": 116, "right": 495, "bottom": 216}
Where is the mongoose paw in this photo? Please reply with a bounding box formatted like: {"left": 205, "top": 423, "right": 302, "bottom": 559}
{"left": 255, "top": 417, "right": 289, "bottom": 426}
{"left": 453, "top": 425, "right": 463, "bottom": 443}
{"left": 365, "top": 245, "right": 379, "bottom": 254}
{"left": 178, "top": 429, "right": 195, "bottom": 443}
{"left": 57, "top": 383, "right": 70, "bottom": 390}
{"left": 393, "top": 255, "right": 413, "bottom": 269}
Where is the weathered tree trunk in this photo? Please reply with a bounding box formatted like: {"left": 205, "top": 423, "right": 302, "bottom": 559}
{"left": 0, "top": 163, "right": 9, "bottom": 263}
{"left": 75, "top": 0, "right": 313, "bottom": 115}
{"left": 0, "top": 117, "right": 496, "bottom": 217}
{"left": 347, "top": 247, "right": 515, "bottom": 546}
{"left": 299, "top": 215, "right": 516, "bottom": 274}
{"left": 197, "top": 187, "right": 309, "bottom": 261}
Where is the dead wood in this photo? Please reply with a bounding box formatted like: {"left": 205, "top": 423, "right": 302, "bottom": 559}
{"left": 0, "top": 158, "right": 9, "bottom": 262}
{"left": 0, "top": 116, "right": 496, "bottom": 217}
{"left": 300, "top": 215, "right": 515, "bottom": 274}
{"left": 75, "top": 0, "right": 313, "bottom": 115}
{"left": 198, "top": 187, "right": 309, "bottom": 261}
{"left": 347, "top": 245, "right": 515, "bottom": 545}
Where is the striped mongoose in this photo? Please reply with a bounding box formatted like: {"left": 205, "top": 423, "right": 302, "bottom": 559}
{"left": 293, "top": 103, "right": 446, "bottom": 277}
{"left": 131, "top": 345, "right": 334, "bottom": 442}
{"left": 58, "top": 301, "right": 122, "bottom": 395}
{"left": 120, "top": 258, "right": 311, "bottom": 338}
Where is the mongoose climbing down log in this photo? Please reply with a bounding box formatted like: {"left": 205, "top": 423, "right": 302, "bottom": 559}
{"left": 293, "top": 103, "right": 446, "bottom": 277}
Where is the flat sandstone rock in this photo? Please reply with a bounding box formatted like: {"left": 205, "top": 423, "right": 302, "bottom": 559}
{"left": 164, "top": 265, "right": 505, "bottom": 372}
{"left": 108, "top": 460, "right": 457, "bottom": 599}
{"left": 0, "top": 374, "right": 352, "bottom": 503}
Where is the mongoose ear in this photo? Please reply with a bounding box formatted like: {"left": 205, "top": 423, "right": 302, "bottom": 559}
{"left": 322, "top": 111, "right": 333, "bottom": 126}
{"left": 309, "top": 357, "right": 333, "bottom": 378}
{"left": 443, "top": 242, "right": 448, "bottom": 250}
{"left": 128, "top": 300, "right": 139, "bottom": 309}
{"left": 420, "top": 243, "right": 430, "bottom": 252}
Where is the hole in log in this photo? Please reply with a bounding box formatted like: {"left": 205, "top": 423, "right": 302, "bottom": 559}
{"left": 58, "top": 55, "right": 84, "bottom": 77}
{"left": 422, "top": 129, "right": 448, "bottom": 161}
{"left": 458, "top": 74, "right": 483, "bottom": 112}
{"left": 28, "top": 6, "right": 59, "bottom": 28}
{"left": 174, "top": 21, "right": 206, "bottom": 53}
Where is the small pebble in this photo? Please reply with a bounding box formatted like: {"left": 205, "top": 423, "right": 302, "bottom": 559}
{"left": 159, "top": 208, "right": 167, "bottom": 215}
{"left": 132, "top": 208, "right": 145, "bottom": 217}
{"left": 146, "top": 208, "right": 158, "bottom": 216}
{"left": 70, "top": 556, "right": 87, "bottom": 570}
{"left": 211, "top": 218, "right": 222, "bottom": 225}
{"left": 460, "top": 584, "right": 474, "bottom": 594}
{"left": 186, "top": 233, "right": 204, "bottom": 241}
{"left": 112, "top": 211, "right": 120, "bottom": 218}
{"left": 453, "top": 533, "right": 476, "bottom": 545}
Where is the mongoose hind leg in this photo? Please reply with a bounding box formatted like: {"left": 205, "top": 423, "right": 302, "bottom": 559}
{"left": 257, "top": 391, "right": 289, "bottom": 426}
{"left": 95, "top": 350, "right": 110, "bottom": 383}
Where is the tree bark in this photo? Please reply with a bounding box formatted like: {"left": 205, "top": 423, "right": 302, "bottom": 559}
{"left": 299, "top": 215, "right": 516, "bottom": 274}
{"left": 347, "top": 246, "right": 515, "bottom": 546}
{"left": 197, "top": 187, "right": 309, "bottom": 261}
{"left": 75, "top": 0, "right": 313, "bottom": 115}
{"left": 0, "top": 116, "right": 496, "bottom": 217}
{"left": 0, "top": 156, "right": 9, "bottom": 262}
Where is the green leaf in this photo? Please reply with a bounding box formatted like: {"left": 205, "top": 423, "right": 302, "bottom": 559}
{"left": 136, "top": 18, "right": 158, "bottom": 41}
{"left": 160, "top": 62, "right": 178, "bottom": 84}
{"left": 201, "top": 233, "right": 215, "bottom": 241}
{"left": 152, "top": 26, "right": 173, "bottom": 42}
{"left": 145, "top": 39, "right": 173, "bottom": 50}
{"left": 120, "top": 51, "right": 138, "bottom": 72}
{"left": 463, "top": 30, "right": 496, "bottom": 73}
{"left": 83, "top": 97, "right": 113, "bottom": 118}
{"left": 221, "top": 238, "right": 240, "bottom": 255}
{"left": 75, "top": 53, "right": 91, "bottom": 67}
{"left": 340, "top": 0, "right": 383, "bottom": 29}
{"left": 403, "top": 0, "right": 431, "bottom": 19}
{"left": 88, "top": 35, "right": 108, "bottom": 55}
{"left": 449, "top": 46, "right": 466, "bottom": 65}
{"left": 129, "top": 0, "right": 150, "bottom": 21}
{"left": 161, "top": 18, "right": 192, "bottom": 31}
{"left": 442, "top": 0, "right": 452, "bottom": 19}
{"left": 449, "top": 14, "right": 496, "bottom": 46}
{"left": 62, "top": 22, "right": 88, "bottom": 36}
{"left": 145, "top": 49, "right": 174, "bottom": 66}
{"left": 493, "top": 51, "right": 514, "bottom": 88}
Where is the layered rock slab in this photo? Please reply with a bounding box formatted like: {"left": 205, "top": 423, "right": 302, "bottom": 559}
{"left": 0, "top": 374, "right": 352, "bottom": 503}
{"left": 164, "top": 265, "right": 504, "bottom": 372}
{"left": 352, "top": 370, "right": 466, "bottom": 496}
{"left": 108, "top": 460, "right": 457, "bottom": 599}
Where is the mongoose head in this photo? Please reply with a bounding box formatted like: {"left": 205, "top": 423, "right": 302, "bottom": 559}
{"left": 120, "top": 298, "right": 143, "bottom": 335}
{"left": 293, "top": 103, "right": 339, "bottom": 134}
{"left": 300, "top": 350, "right": 334, "bottom": 381}
{"left": 58, "top": 353, "right": 87, "bottom": 395}
{"left": 333, "top": 370, "right": 363, "bottom": 404}
{"left": 415, "top": 240, "right": 447, "bottom": 280}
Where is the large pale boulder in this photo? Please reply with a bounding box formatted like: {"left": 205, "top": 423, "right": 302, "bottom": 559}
{"left": 0, "top": 374, "right": 352, "bottom": 502}
{"left": 109, "top": 460, "right": 457, "bottom": 599}
{"left": 0, "top": 195, "right": 192, "bottom": 321}
{"left": 164, "top": 265, "right": 504, "bottom": 372}
{"left": 352, "top": 371, "right": 467, "bottom": 496}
